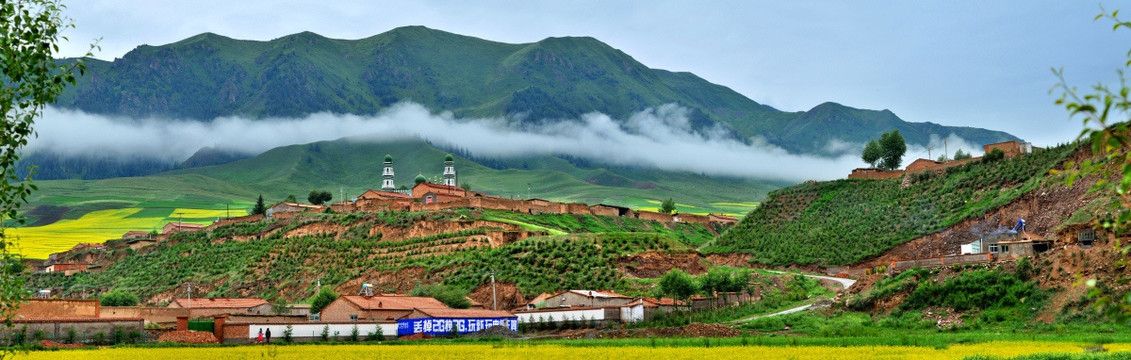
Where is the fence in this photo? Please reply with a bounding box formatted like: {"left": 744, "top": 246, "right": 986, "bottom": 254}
{"left": 187, "top": 318, "right": 214, "bottom": 332}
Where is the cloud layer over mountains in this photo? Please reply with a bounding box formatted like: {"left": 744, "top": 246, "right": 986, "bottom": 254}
{"left": 31, "top": 103, "right": 981, "bottom": 182}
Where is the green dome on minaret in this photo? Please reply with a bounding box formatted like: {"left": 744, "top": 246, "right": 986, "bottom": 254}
{"left": 445, "top": 154, "right": 454, "bottom": 162}
{"left": 414, "top": 174, "right": 427, "bottom": 185}
{"left": 385, "top": 154, "right": 393, "bottom": 163}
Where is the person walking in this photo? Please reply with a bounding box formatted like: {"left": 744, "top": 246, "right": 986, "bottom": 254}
{"left": 257, "top": 328, "right": 264, "bottom": 344}
{"left": 265, "top": 328, "right": 272, "bottom": 344}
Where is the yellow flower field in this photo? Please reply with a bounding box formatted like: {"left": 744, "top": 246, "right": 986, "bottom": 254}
{"left": 8, "top": 206, "right": 244, "bottom": 259}
{"left": 15, "top": 341, "right": 1127, "bottom": 360}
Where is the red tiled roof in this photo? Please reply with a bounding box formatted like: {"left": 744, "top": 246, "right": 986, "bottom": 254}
{"left": 342, "top": 295, "right": 448, "bottom": 310}
{"left": 414, "top": 308, "right": 515, "bottom": 319}
{"left": 171, "top": 298, "right": 268, "bottom": 309}
{"left": 414, "top": 182, "right": 479, "bottom": 197}
{"left": 122, "top": 231, "right": 150, "bottom": 239}
{"left": 359, "top": 190, "right": 412, "bottom": 199}
{"left": 642, "top": 297, "right": 686, "bottom": 306}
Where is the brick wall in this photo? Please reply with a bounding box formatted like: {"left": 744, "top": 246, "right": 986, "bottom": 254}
{"left": 636, "top": 211, "right": 673, "bottom": 223}
{"left": 848, "top": 168, "right": 905, "bottom": 180}
{"left": 15, "top": 299, "right": 100, "bottom": 319}
{"left": 2, "top": 318, "right": 143, "bottom": 341}
{"left": 101, "top": 306, "right": 189, "bottom": 325}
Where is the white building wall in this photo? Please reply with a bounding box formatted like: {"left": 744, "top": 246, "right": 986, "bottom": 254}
{"left": 620, "top": 304, "right": 644, "bottom": 323}
{"left": 246, "top": 323, "right": 396, "bottom": 340}
{"left": 515, "top": 308, "right": 605, "bottom": 323}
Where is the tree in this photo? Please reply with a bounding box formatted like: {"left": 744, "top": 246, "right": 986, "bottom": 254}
{"left": 658, "top": 269, "right": 698, "bottom": 304}
{"left": 1, "top": 0, "right": 94, "bottom": 339}
{"left": 99, "top": 290, "right": 139, "bottom": 306}
{"left": 659, "top": 198, "right": 676, "bottom": 214}
{"left": 309, "top": 286, "right": 339, "bottom": 315}
{"left": 954, "top": 149, "right": 972, "bottom": 160}
{"left": 459, "top": 182, "right": 472, "bottom": 191}
{"left": 307, "top": 190, "right": 332, "bottom": 205}
{"left": 1053, "top": 6, "right": 1131, "bottom": 322}
{"left": 251, "top": 195, "right": 267, "bottom": 215}
{"left": 410, "top": 284, "right": 471, "bottom": 309}
{"left": 878, "top": 130, "right": 907, "bottom": 170}
{"left": 284, "top": 194, "right": 297, "bottom": 203}
{"left": 984, "top": 148, "right": 1005, "bottom": 162}
{"left": 861, "top": 139, "right": 882, "bottom": 168}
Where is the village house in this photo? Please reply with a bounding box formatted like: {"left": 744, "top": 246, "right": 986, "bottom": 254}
{"left": 265, "top": 202, "right": 326, "bottom": 219}
{"left": 358, "top": 189, "right": 413, "bottom": 200}
{"left": 534, "top": 290, "right": 634, "bottom": 309}
{"left": 2, "top": 299, "right": 144, "bottom": 341}
{"left": 319, "top": 295, "right": 449, "bottom": 322}
{"left": 707, "top": 214, "right": 739, "bottom": 225}
{"left": 44, "top": 263, "right": 89, "bottom": 275}
{"left": 167, "top": 298, "right": 272, "bottom": 318}
{"left": 162, "top": 222, "right": 205, "bottom": 234}
{"left": 983, "top": 140, "right": 1035, "bottom": 158}
{"left": 121, "top": 231, "right": 150, "bottom": 239}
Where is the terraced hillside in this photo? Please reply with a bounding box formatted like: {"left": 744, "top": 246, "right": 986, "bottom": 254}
{"left": 27, "top": 209, "right": 719, "bottom": 306}
{"left": 704, "top": 143, "right": 1078, "bottom": 266}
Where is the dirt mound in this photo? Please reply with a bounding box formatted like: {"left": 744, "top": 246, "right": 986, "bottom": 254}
{"left": 466, "top": 325, "right": 522, "bottom": 338}
{"left": 469, "top": 282, "right": 525, "bottom": 310}
{"left": 607, "top": 323, "right": 741, "bottom": 338}
{"left": 39, "top": 340, "right": 83, "bottom": 348}
{"left": 157, "top": 330, "right": 219, "bottom": 344}
{"left": 398, "top": 333, "right": 433, "bottom": 340}
{"left": 619, "top": 251, "right": 707, "bottom": 277}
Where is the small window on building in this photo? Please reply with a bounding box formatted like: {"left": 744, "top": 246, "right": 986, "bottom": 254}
{"left": 309, "top": 313, "right": 320, "bottom": 321}
{"left": 989, "top": 244, "right": 999, "bottom": 253}
{"left": 350, "top": 314, "right": 358, "bottom": 321}
{"left": 1000, "top": 245, "right": 1009, "bottom": 253}
{"left": 1079, "top": 229, "right": 1096, "bottom": 248}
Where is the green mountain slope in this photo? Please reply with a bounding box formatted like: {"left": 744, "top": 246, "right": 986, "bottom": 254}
{"left": 703, "top": 143, "right": 1077, "bottom": 266}
{"left": 171, "top": 136, "right": 780, "bottom": 213}
{"left": 55, "top": 27, "right": 1018, "bottom": 154}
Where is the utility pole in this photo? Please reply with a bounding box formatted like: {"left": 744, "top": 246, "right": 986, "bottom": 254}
{"left": 226, "top": 203, "right": 230, "bottom": 219}
{"left": 490, "top": 270, "right": 497, "bottom": 311}
{"left": 944, "top": 138, "right": 948, "bottom": 162}
{"left": 185, "top": 282, "right": 193, "bottom": 310}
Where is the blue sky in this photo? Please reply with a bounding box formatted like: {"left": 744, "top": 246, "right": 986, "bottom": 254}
{"left": 55, "top": 1, "right": 1130, "bottom": 147}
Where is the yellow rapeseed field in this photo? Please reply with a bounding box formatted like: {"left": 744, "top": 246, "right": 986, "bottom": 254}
{"left": 16, "top": 341, "right": 1126, "bottom": 360}
{"left": 8, "top": 207, "right": 243, "bottom": 259}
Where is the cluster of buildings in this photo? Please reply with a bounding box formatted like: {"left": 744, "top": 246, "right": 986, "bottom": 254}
{"left": 267, "top": 154, "right": 738, "bottom": 227}
{"left": 848, "top": 140, "right": 1037, "bottom": 180}
{"left": 6, "top": 285, "right": 760, "bottom": 343}
{"left": 36, "top": 153, "right": 738, "bottom": 278}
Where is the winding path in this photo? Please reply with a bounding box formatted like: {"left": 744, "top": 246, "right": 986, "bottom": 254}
{"left": 727, "top": 271, "right": 855, "bottom": 324}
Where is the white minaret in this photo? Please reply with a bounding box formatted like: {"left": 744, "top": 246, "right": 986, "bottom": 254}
{"left": 443, "top": 154, "right": 456, "bottom": 187}
{"left": 382, "top": 154, "right": 395, "bottom": 191}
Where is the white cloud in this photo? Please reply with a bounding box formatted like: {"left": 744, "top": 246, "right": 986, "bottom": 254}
{"left": 32, "top": 103, "right": 871, "bottom": 182}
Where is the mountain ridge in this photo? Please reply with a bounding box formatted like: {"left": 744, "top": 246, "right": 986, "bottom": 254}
{"left": 55, "top": 26, "right": 1019, "bottom": 155}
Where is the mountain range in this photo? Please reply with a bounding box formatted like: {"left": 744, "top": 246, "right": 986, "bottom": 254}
{"left": 54, "top": 26, "right": 1017, "bottom": 156}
